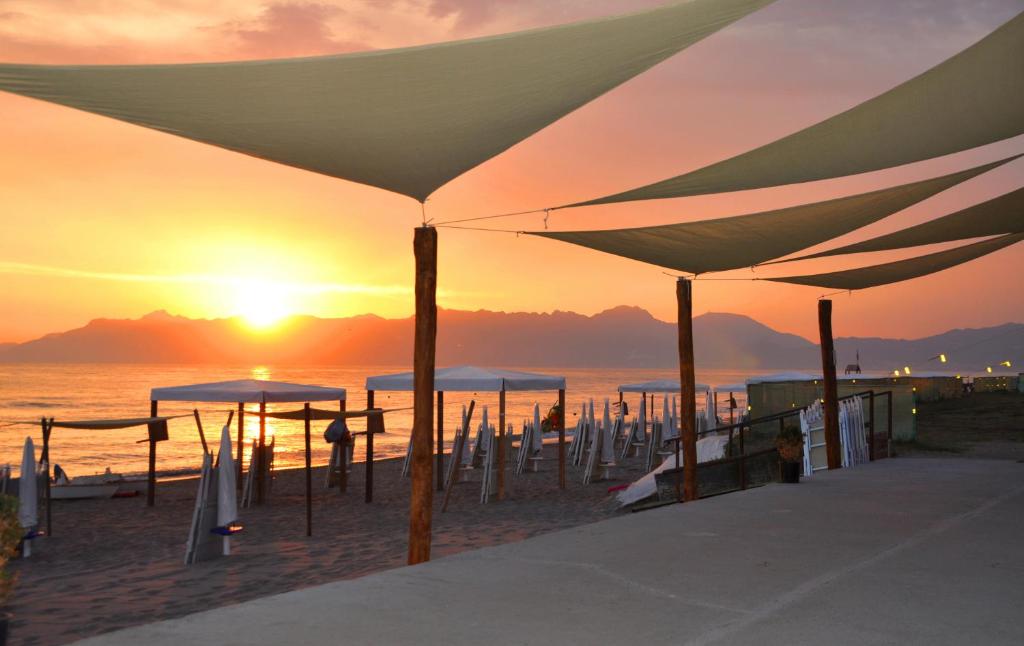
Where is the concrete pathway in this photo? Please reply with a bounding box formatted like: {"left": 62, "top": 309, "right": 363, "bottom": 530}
{"left": 79, "top": 458, "right": 1024, "bottom": 645}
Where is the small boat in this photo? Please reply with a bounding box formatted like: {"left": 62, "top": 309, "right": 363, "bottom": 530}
{"left": 50, "top": 483, "right": 119, "bottom": 500}
{"left": 50, "top": 465, "right": 145, "bottom": 498}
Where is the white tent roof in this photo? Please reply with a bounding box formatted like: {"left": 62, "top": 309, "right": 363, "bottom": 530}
{"left": 746, "top": 372, "right": 821, "bottom": 384}
{"left": 365, "top": 366, "right": 565, "bottom": 392}
{"left": 151, "top": 379, "right": 346, "bottom": 403}
{"left": 770, "top": 232, "right": 1024, "bottom": 291}
{"left": 618, "top": 379, "right": 710, "bottom": 393}
{"left": 569, "top": 11, "right": 1024, "bottom": 206}
{"left": 770, "top": 185, "right": 1024, "bottom": 265}
{"left": 532, "top": 158, "right": 1010, "bottom": 274}
{"left": 0, "top": 0, "right": 773, "bottom": 202}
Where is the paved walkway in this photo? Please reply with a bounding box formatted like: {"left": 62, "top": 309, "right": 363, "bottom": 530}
{"left": 79, "top": 458, "right": 1024, "bottom": 645}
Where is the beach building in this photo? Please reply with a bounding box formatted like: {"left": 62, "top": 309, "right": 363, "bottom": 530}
{"left": 972, "top": 374, "right": 1020, "bottom": 392}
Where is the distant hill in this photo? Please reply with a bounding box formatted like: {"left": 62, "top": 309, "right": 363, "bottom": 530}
{"left": 0, "top": 307, "right": 1019, "bottom": 371}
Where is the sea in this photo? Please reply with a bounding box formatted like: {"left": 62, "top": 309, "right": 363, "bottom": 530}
{"left": 0, "top": 364, "right": 771, "bottom": 478}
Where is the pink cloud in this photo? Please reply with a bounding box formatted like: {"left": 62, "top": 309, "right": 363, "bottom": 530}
{"left": 218, "top": 2, "right": 367, "bottom": 58}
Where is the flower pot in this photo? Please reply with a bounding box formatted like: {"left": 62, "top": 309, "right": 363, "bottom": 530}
{"left": 779, "top": 461, "right": 801, "bottom": 484}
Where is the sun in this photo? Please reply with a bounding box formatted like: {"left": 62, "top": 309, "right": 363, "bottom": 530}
{"left": 234, "top": 281, "right": 292, "bottom": 330}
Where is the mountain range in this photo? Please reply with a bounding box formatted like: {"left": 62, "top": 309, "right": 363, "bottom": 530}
{"left": 1, "top": 307, "right": 1020, "bottom": 372}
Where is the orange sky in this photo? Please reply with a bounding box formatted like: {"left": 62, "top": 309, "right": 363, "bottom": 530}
{"left": 1, "top": 0, "right": 1022, "bottom": 344}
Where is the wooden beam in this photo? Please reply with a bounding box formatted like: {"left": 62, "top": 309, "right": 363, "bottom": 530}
{"left": 41, "top": 417, "right": 52, "bottom": 536}
{"left": 676, "top": 279, "right": 698, "bottom": 502}
{"left": 366, "top": 390, "right": 375, "bottom": 503}
{"left": 192, "top": 409, "right": 209, "bottom": 455}
{"left": 818, "top": 299, "right": 842, "bottom": 470}
{"left": 436, "top": 391, "right": 445, "bottom": 491}
{"left": 257, "top": 400, "right": 267, "bottom": 504}
{"left": 304, "top": 403, "right": 312, "bottom": 537}
{"left": 408, "top": 225, "right": 437, "bottom": 565}
{"left": 338, "top": 399, "right": 348, "bottom": 495}
{"left": 497, "top": 389, "right": 506, "bottom": 500}
{"left": 558, "top": 388, "right": 566, "bottom": 490}
{"left": 147, "top": 400, "right": 157, "bottom": 507}
{"left": 236, "top": 403, "right": 244, "bottom": 490}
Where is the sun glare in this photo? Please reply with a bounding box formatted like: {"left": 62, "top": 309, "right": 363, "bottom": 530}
{"left": 235, "top": 281, "right": 292, "bottom": 329}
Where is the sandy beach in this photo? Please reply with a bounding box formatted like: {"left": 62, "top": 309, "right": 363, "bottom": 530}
{"left": 8, "top": 445, "right": 649, "bottom": 645}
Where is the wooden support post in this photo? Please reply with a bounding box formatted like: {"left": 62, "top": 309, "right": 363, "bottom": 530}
{"left": 338, "top": 399, "right": 348, "bottom": 495}
{"left": 192, "top": 409, "right": 209, "bottom": 456}
{"left": 257, "top": 400, "right": 267, "bottom": 504}
{"left": 41, "top": 417, "right": 52, "bottom": 536}
{"left": 408, "top": 226, "right": 437, "bottom": 565}
{"left": 497, "top": 389, "right": 506, "bottom": 500}
{"left": 236, "top": 403, "right": 244, "bottom": 490}
{"left": 147, "top": 400, "right": 158, "bottom": 507}
{"left": 558, "top": 388, "right": 566, "bottom": 490}
{"left": 436, "top": 391, "right": 445, "bottom": 492}
{"left": 818, "top": 299, "right": 842, "bottom": 470}
{"left": 677, "top": 279, "right": 698, "bottom": 502}
{"left": 304, "top": 403, "right": 312, "bottom": 537}
{"left": 868, "top": 391, "right": 876, "bottom": 461}
{"left": 366, "top": 390, "right": 375, "bottom": 503}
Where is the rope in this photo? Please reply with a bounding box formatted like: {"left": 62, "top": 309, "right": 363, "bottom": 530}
{"left": 431, "top": 207, "right": 547, "bottom": 226}
{"left": 435, "top": 224, "right": 523, "bottom": 234}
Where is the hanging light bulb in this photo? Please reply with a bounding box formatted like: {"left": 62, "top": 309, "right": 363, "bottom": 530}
{"left": 903, "top": 366, "right": 911, "bottom": 375}
{"left": 893, "top": 370, "right": 900, "bottom": 377}
{"left": 939, "top": 354, "right": 947, "bottom": 363}
{"left": 1000, "top": 360, "right": 1012, "bottom": 368}
{"left": 986, "top": 366, "right": 993, "bottom": 373}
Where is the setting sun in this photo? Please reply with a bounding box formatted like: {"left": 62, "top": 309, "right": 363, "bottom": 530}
{"left": 235, "top": 281, "right": 292, "bottom": 329}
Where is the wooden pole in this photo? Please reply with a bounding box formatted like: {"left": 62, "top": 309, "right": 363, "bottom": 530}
{"left": 192, "top": 409, "right": 209, "bottom": 456}
{"left": 236, "top": 403, "right": 244, "bottom": 490}
{"left": 409, "top": 225, "right": 437, "bottom": 565}
{"left": 338, "top": 399, "right": 348, "bottom": 495}
{"left": 558, "top": 388, "right": 566, "bottom": 490}
{"left": 818, "top": 299, "right": 842, "bottom": 470}
{"left": 41, "top": 417, "right": 52, "bottom": 536}
{"left": 147, "top": 400, "right": 157, "bottom": 507}
{"left": 257, "top": 399, "right": 267, "bottom": 504}
{"left": 304, "top": 403, "right": 312, "bottom": 537}
{"left": 497, "top": 389, "right": 506, "bottom": 500}
{"left": 676, "top": 279, "right": 698, "bottom": 502}
{"left": 436, "top": 391, "right": 445, "bottom": 492}
{"left": 366, "top": 390, "right": 375, "bottom": 503}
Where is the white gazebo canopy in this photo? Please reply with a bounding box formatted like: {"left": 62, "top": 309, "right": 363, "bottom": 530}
{"left": 151, "top": 379, "right": 346, "bottom": 404}
{"left": 366, "top": 366, "right": 565, "bottom": 393}
{"left": 618, "top": 379, "right": 710, "bottom": 393}
{"left": 745, "top": 372, "right": 820, "bottom": 384}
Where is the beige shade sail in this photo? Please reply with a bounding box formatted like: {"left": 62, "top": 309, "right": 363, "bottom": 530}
{"left": 0, "top": 0, "right": 775, "bottom": 203}
{"left": 566, "top": 10, "right": 1024, "bottom": 207}
{"left": 767, "top": 232, "right": 1024, "bottom": 290}
{"left": 529, "top": 157, "right": 1015, "bottom": 274}
{"left": 770, "top": 185, "right": 1024, "bottom": 264}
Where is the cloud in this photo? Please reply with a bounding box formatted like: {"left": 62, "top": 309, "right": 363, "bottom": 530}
{"left": 217, "top": 2, "right": 367, "bottom": 58}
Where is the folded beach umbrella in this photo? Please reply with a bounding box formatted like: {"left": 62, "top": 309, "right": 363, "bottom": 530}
{"left": 217, "top": 425, "right": 238, "bottom": 555}
{"left": 532, "top": 403, "right": 543, "bottom": 454}
{"left": 662, "top": 397, "right": 677, "bottom": 441}
{"left": 704, "top": 390, "right": 716, "bottom": 428}
{"left": 480, "top": 406, "right": 490, "bottom": 451}
{"left": 601, "top": 399, "right": 616, "bottom": 463}
{"left": 636, "top": 398, "right": 647, "bottom": 443}
{"left": 18, "top": 437, "right": 37, "bottom": 557}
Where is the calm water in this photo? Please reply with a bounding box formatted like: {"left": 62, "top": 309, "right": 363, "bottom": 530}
{"left": 0, "top": 364, "right": 767, "bottom": 478}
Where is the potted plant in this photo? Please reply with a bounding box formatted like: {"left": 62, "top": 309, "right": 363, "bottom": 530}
{"left": 541, "top": 402, "right": 562, "bottom": 434}
{"left": 0, "top": 494, "right": 21, "bottom": 645}
{"left": 775, "top": 425, "right": 804, "bottom": 484}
